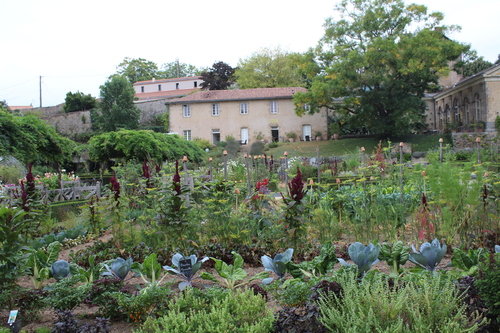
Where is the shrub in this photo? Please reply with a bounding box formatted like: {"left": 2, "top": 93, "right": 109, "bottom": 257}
{"left": 249, "top": 141, "right": 265, "bottom": 155}
{"left": 317, "top": 271, "right": 485, "bottom": 332}
{"left": 135, "top": 288, "right": 274, "bottom": 333}
{"left": 475, "top": 253, "right": 500, "bottom": 327}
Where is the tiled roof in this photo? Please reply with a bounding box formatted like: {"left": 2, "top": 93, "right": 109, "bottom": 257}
{"left": 8, "top": 105, "right": 34, "bottom": 110}
{"left": 133, "top": 76, "right": 202, "bottom": 85}
{"left": 134, "top": 88, "right": 200, "bottom": 100}
{"left": 167, "top": 87, "right": 307, "bottom": 104}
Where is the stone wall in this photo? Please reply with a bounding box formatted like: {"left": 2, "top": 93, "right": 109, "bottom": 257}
{"left": 18, "top": 99, "right": 168, "bottom": 135}
{"left": 452, "top": 132, "right": 498, "bottom": 149}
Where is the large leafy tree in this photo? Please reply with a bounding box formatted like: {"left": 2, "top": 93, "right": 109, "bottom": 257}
{"left": 115, "top": 57, "right": 158, "bottom": 83}
{"left": 88, "top": 130, "right": 205, "bottom": 164}
{"left": 0, "top": 110, "right": 73, "bottom": 165}
{"left": 454, "top": 50, "right": 494, "bottom": 77}
{"left": 294, "top": 0, "right": 467, "bottom": 137}
{"left": 158, "top": 61, "right": 204, "bottom": 79}
{"left": 63, "top": 91, "right": 97, "bottom": 112}
{"left": 200, "top": 61, "right": 235, "bottom": 90}
{"left": 235, "top": 47, "right": 304, "bottom": 89}
{"left": 91, "top": 76, "right": 141, "bottom": 132}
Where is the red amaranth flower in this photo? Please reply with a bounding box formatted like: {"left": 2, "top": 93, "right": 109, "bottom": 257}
{"left": 288, "top": 167, "right": 306, "bottom": 202}
{"left": 109, "top": 176, "right": 121, "bottom": 202}
{"left": 173, "top": 160, "right": 181, "bottom": 195}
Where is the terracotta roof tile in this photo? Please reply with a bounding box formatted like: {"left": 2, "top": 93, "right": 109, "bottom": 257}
{"left": 168, "top": 87, "right": 307, "bottom": 104}
{"left": 133, "top": 76, "right": 202, "bottom": 85}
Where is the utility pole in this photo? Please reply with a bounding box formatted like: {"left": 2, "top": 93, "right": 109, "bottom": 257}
{"left": 39, "top": 76, "right": 43, "bottom": 108}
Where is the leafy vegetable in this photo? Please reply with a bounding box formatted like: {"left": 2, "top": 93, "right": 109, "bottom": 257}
{"left": 50, "top": 260, "right": 71, "bottom": 281}
{"left": 287, "top": 243, "right": 337, "bottom": 279}
{"left": 261, "top": 248, "right": 293, "bottom": 284}
{"left": 102, "top": 257, "right": 133, "bottom": 280}
{"left": 378, "top": 241, "right": 409, "bottom": 276}
{"left": 26, "top": 241, "right": 62, "bottom": 289}
{"left": 450, "top": 247, "right": 487, "bottom": 275}
{"left": 409, "top": 238, "right": 447, "bottom": 272}
{"left": 200, "top": 251, "right": 268, "bottom": 289}
{"left": 131, "top": 253, "right": 167, "bottom": 287}
{"left": 338, "top": 242, "right": 380, "bottom": 275}
{"left": 75, "top": 255, "right": 102, "bottom": 284}
{"left": 495, "top": 245, "right": 499, "bottom": 253}
{"left": 163, "top": 253, "right": 208, "bottom": 290}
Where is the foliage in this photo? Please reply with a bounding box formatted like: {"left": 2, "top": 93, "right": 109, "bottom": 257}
{"left": 91, "top": 76, "right": 141, "bottom": 132}
{"left": 111, "top": 284, "right": 172, "bottom": 323}
{"left": 114, "top": 57, "right": 158, "bottom": 83}
{"left": 86, "top": 277, "right": 125, "bottom": 319}
{"left": 450, "top": 247, "right": 487, "bottom": 276}
{"left": 338, "top": 242, "right": 380, "bottom": 276}
{"left": 45, "top": 275, "right": 91, "bottom": 311}
{"left": 50, "top": 260, "right": 71, "bottom": 281}
{"left": 74, "top": 254, "right": 102, "bottom": 284}
{"left": 318, "top": 271, "right": 484, "bottom": 332}
{"left": 102, "top": 257, "right": 133, "bottom": 280}
{"left": 0, "top": 111, "right": 74, "bottom": 165}
{"left": 52, "top": 310, "right": 110, "bottom": 333}
{"left": 378, "top": 241, "right": 410, "bottom": 276}
{"left": 200, "top": 61, "right": 235, "bottom": 90}
{"left": 475, "top": 253, "right": 500, "bottom": 320}
{"left": 158, "top": 61, "right": 203, "bottom": 78}
{"left": 454, "top": 50, "right": 494, "bottom": 77}
{"left": 409, "top": 238, "right": 447, "bottom": 272}
{"left": 281, "top": 167, "right": 310, "bottom": 247}
{"left": 0, "top": 207, "right": 29, "bottom": 301}
{"left": 162, "top": 253, "right": 208, "bottom": 290}
{"left": 287, "top": 243, "right": 337, "bottom": 279}
{"left": 135, "top": 288, "right": 274, "bottom": 333}
{"left": 235, "top": 46, "right": 303, "bottom": 89}
{"left": 26, "top": 241, "right": 61, "bottom": 289}
{"left": 294, "top": 0, "right": 467, "bottom": 136}
{"left": 63, "top": 91, "right": 97, "bottom": 112}
{"left": 261, "top": 248, "right": 293, "bottom": 284}
{"left": 88, "top": 130, "right": 205, "bottom": 164}
{"left": 13, "top": 288, "right": 48, "bottom": 322}
{"left": 200, "top": 251, "right": 269, "bottom": 289}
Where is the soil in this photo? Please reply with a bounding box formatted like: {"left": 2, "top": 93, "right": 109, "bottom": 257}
{"left": 1, "top": 235, "right": 453, "bottom": 333}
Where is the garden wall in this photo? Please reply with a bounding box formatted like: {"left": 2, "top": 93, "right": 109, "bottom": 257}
{"left": 452, "top": 132, "right": 498, "bottom": 149}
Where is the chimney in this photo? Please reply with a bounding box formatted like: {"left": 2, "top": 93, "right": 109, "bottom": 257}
{"left": 152, "top": 77, "right": 156, "bottom": 82}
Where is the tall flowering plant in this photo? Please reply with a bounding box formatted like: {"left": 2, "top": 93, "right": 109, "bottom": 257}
{"left": 281, "top": 167, "right": 310, "bottom": 248}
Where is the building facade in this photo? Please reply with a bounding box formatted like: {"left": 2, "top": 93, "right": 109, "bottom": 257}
{"left": 133, "top": 76, "right": 203, "bottom": 101}
{"left": 167, "top": 87, "right": 328, "bottom": 145}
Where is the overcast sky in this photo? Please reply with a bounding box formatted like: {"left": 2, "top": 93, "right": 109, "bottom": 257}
{"left": 1, "top": 0, "right": 498, "bottom": 107}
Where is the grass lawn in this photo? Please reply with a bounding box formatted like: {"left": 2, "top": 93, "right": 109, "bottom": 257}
{"left": 263, "top": 134, "right": 450, "bottom": 158}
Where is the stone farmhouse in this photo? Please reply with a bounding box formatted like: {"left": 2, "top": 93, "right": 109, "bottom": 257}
{"left": 166, "top": 87, "right": 328, "bottom": 145}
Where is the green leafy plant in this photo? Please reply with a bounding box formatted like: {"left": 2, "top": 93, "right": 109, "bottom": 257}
{"left": 337, "top": 242, "right": 380, "bottom": 276}
{"left": 102, "top": 257, "right": 133, "bottom": 280}
{"left": 132, "top": 253, "right": 168, "bottom": 287}
{"left": 75, "top": 255, "right": 102, "bottom": 284}
{"left": 162, "top": 253, "right": 208, "bottom": 290}
{"left": 50, "top": 260, "right": 71, "bottom": 281}
{"left": 200, "top": 251, "right": 268, "bottom": 289}
{"left": 26, "top": 241, "right": 61, "bottom": 289}
{"left": 409, "top": 238, "right": 447, "bottom": 272}
{"left": 378, "top": 241, "right": 409, "bottom": 276}
{"left": 261, "top": 248, "right": 293, "bottom": 284}
{"left": 450, "top": 247, "right": 487, "bottom": 275}
{"left": 475, "top": 253, "right": 500, "bottom": 323}
{"left": 287, "top": 243, "right": 337, "bottom": 279}
{"left": 45, "top": 275, "right": 91, "bottom": 311}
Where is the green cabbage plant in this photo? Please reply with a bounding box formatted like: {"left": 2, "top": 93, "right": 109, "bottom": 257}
{"left": 163, "top": 253, "right": 208, "bottom": 290}
{"left": 338, "top": 242, "right": 380, "bottom": 276}
{"left": 261, "top": 248, "right": 293, "bottom": 284}
{"left": 409, "top": 238, "right": 446, "bottom": 272}
{"left": 50, "top": 260, "right": 71, "bottom": 281}
{"left": 102, "top": 257, "right": 133, "bottom": 280}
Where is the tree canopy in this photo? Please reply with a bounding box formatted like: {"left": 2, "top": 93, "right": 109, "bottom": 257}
{"left": 115, "top": 57, "right": 158, "bottom": 83}
{"left": 63, "top": 91, "right": 97, "bottom": 112}
{"left": 88, "top": 130, "right": 206, "bottom": 164}
{"left": 235, "top": 47, "right": 304, "bottom": 89}
{"left": 454, "top": 50, "right": 495, "bottom": 77}
{"left": 91, "top": 76, "right": 141, "bottom": 133}
{"left": 294, "top": 0, "right": 467, "bottom": 137}
{"left": 200, "top": 61, "right": 236, "bottom": 90}
{"left": 158, "top": 61, "right": 204, "bottom": 79}
{"left": 0, "top": 110, "right": 74, "bottom": 165}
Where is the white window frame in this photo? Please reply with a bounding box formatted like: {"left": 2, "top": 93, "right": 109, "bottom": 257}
{"left": 212, "top": 103, "right": 220, "bottom": 116}
{"left": 183, "top": 130, "right": 192, "bottom": 141}
{"left": 240, "top": 103, "right": 248, "bottom": 115}
{"left": 240, "top": 128, "right": 248, "bottom": 144}
{"left": 183, "top": 105, "right": 191, "bottom": 117}
{"left": 302, "top": 125, "right": 312, "bottom": 141}
{"left": 270, "top": 101, "right": 278, "bottom": 114}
